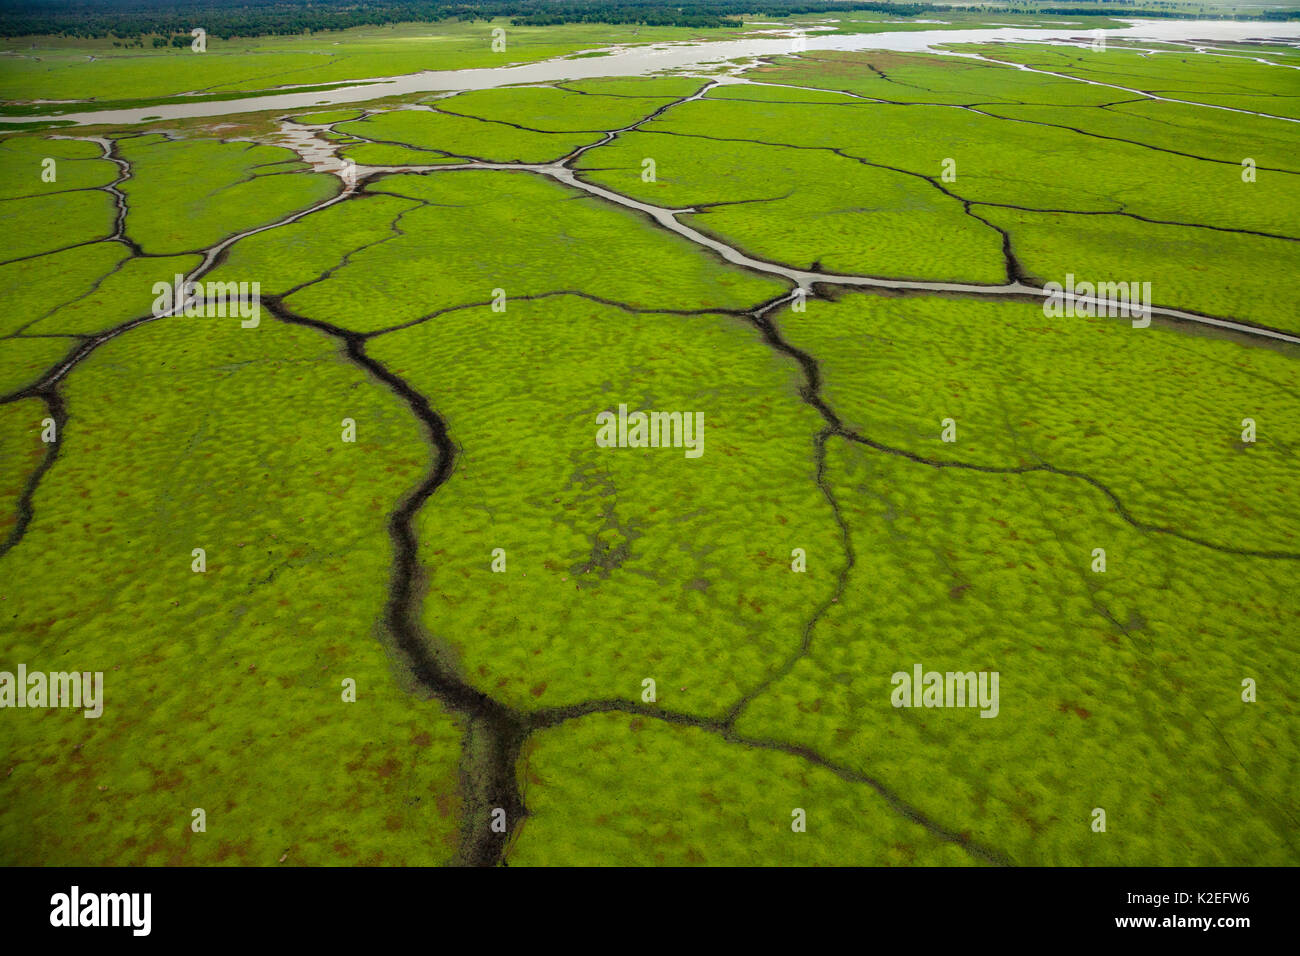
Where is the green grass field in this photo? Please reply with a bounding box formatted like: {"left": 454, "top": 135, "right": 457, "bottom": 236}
{"left": 1, "top": 15, "right": 1298, "bottom": 867}
{"left": 0, "top": 21, "right": 723, "bottom": 107}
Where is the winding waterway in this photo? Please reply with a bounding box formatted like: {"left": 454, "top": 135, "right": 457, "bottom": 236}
{"left": 8, "top": 15, "right": 1300, "bottom": 869}
{"left": 6, "top": 18, "right": 1300, "bottom": 127}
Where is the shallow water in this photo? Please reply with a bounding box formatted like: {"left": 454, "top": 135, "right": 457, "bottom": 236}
{"left": 7, "top": 18, "right": 1300, "bottom": 127}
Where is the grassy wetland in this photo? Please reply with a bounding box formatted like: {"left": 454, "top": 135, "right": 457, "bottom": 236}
{"left": 1, "top": 8, "right": 1298, "bottom": 869}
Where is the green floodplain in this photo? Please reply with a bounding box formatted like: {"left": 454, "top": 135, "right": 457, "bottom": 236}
{"left": 1, "top": 13, "right": 1298, "bottom": 866}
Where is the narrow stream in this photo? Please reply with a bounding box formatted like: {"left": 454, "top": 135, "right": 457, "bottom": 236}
{"left": 265, "top": 90, "right": 1300, "bottom": 349}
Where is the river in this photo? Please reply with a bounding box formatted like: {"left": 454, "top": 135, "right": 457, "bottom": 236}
{"left": 5, "top": 18, "right": 1300, "bottom": 127}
